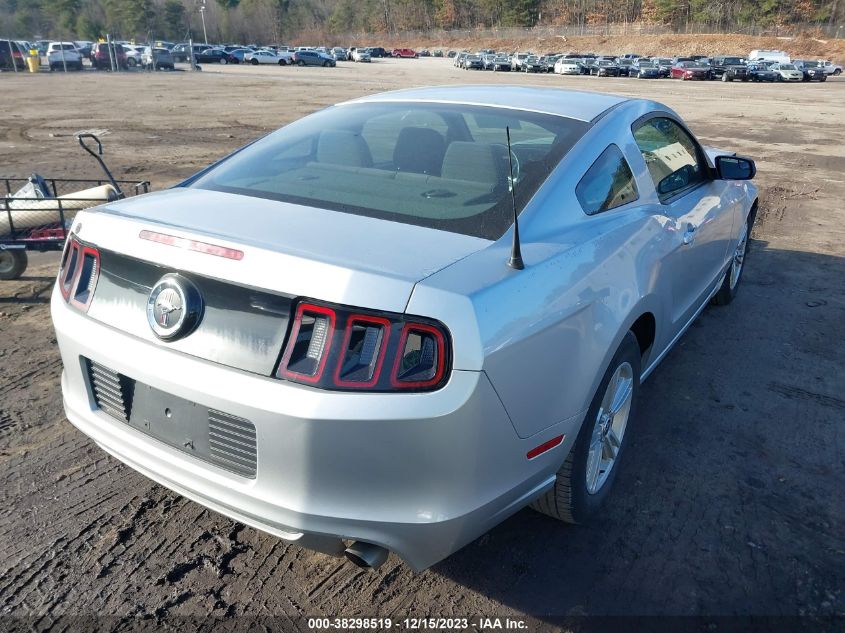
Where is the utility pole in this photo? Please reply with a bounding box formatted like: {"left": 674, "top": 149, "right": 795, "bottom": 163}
{"left": 199, "top": 1, "right": 209, "bottom": 45}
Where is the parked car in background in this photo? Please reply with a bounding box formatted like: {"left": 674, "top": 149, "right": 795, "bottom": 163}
{"left": 142, "top": 47, "right": 175, "bottom": 70}
{"left": 591, "top": 59, "right": 620, "bottom": 76}
{"left": 454, "top": 52, "right": 467, "bottom": 67}
{"left": 539, "top": 55, "right": 559, "bottom": 72}
{"left": 554, "top": 57, "right": 584, "bottom": 75}
{"left": 245, "top": 49, "right": 292, "bottom": 65}
{"left": 52, "top": 86, "right": 757, "bottom": 572}
{"left": 769, "top": 63, "right": 803, "bottom": 82}
{"left": 293, "top": 49, "right": 336, "bottom": 67}
{"left": 392, "top": 48, "right": 417, "bottom": 58}
{"left": 817, "top": 59, "right": 842, "bottom": 75}
{"left": 461, "top": 54, "right": 483, "bottom": 70}
{"left": 521, "top": 55, "right": 544, "bottom": 73}
{"left": 351, "top": 48, "right": 371, "bottom": 62}
{"left": 418, "top": 49, "right": 431, "bottom": 57}
{"left": 121, "top": 45, "right": 143, "bottom": 68}
{"left": 632, "top": 59, "right": 660, "bottom": 78}
{"left": 616, "top": 58, "right": 635, "bottom": 76}
{"left": 0, "top": 39, "right": 26, "bottom": 70}
{"left": 794, "top": 60, "right": 827, "bottom": 82}
{"left": 653, "top": 57, "right": 673, "bottom": 77}
{"left": 446, "top": 50, "right": 457, "bottom": 58}
{"left": 331, "top": 47, "right": 348, "bottom": 61}
{"left": 226, "top": 48, "right": 251, "bottom": 64}
{"left": 369, "top": 47, "right": 389, "bottom": 58}
{"left": 433, "top": 50, "right": 443, "bottom": 57}
{"left": 92, "top": 42, "right": 127, "bottom": 70}
{"left": 670, "top": 61, "right": 710, "bottom": 80}
{"left": 171, "top": 43, "right": 209, "bottom": 63}
{"left": 747, "top": 62, "right": 779, "bottom": 82}
{"left": 710, "top": 56, "right": 748, "bottom": 81}
{"left": 195, "top": 48, "right": 230, "bottom": 64}
{"left": 47, "top": 41, "right": 83, "bottom": 71}
{"left": 490, "top": 55, "right": 512, "bottom": 72}
{"left": 511, "top": 52, "right": 530, "bottom": 70}
{"left": 74, "top": 41, "right": 94, "bottom": 59}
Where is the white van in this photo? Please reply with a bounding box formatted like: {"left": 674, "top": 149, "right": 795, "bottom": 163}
{"left": 749, "top": 49, "right": 790, "bottom": 63}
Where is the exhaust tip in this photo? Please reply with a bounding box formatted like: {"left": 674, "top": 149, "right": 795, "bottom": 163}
{"left": 344, "top": 541, "right": 389, "bottom": 570}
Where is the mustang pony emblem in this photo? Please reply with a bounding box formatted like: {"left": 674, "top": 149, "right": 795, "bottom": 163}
{"left": 146, "top": 275, "right": 203, "bottom": 340}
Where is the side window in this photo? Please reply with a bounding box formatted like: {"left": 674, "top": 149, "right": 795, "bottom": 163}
{"left": 576, "top": 145, "right": 639, "bottom": 215}
{"left": 633, "top": 117, "right": 705, "bottom": 201}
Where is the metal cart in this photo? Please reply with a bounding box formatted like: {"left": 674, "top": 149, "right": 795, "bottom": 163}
{"left": 1, "top": 134, "right": 151, "bottom": 280}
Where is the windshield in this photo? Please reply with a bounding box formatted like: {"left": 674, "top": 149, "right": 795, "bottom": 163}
{"left": 722, "top": 57, "right": 744, "bottom": 65}
{"left": 779, "top": 64, "right": 795, "bottom": 70}
{"left": 190, "top": 103, "right": 588, "bottom": 240}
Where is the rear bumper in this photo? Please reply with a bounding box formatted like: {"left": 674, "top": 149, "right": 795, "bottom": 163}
{"left": 52, "top": 286, "right": 577, "bottom": 570}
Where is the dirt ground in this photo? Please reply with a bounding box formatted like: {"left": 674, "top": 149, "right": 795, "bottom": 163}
{"left": 1, "top": 59, "right": 844, "bottom": 627}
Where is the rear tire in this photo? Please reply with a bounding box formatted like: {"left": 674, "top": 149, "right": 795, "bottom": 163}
{"left": 531, "top": 332, "right": 641, "bottom": 524}
{"left": 0, "top": 249, "right": 28, "bottom": 280}
{"left": 712, "top": 205, "right": 756, "bottom": 306}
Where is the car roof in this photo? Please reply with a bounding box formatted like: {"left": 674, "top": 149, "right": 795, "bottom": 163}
{"left": 341, "top": 86, "right": 629, "bottom": 122}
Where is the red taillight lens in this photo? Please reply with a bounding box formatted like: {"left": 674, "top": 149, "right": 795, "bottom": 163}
{"left": 277, "top": 301, "right": 450, "bottom": 392}
{"left": 58, "top": 236, "right": 100, "bottom": 312}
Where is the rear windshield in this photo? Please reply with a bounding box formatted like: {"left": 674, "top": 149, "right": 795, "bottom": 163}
{"left": 191, "top": 102, "right": 588, "bottom": 239}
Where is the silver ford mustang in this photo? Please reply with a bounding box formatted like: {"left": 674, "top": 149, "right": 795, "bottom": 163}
{"left": 51, "top": 86, "right": 757, "bottom": 571}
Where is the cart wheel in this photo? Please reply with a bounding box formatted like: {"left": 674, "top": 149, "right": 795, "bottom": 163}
{"left": 0, "top": 249, "right": 28, "bottom": 280}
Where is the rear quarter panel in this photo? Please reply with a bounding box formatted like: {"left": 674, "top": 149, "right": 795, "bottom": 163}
{"left": 410, "top": 101, "right": 675, "bottom": 439}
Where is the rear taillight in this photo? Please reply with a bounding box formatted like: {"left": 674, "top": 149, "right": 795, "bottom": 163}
{"left": 58, "top": 236, "right": 100, "bottom": 312}
{"left": 277, "top": 301, "right": 450, "bottom": 392}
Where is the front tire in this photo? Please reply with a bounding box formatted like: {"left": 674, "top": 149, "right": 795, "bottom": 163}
{"left": 0, "top": 249, "right": 28, "bottom": 280}
{"left": 712, "top": 205, "right": 756, "bottom": 306}
{"left": 531, "top": 332, "right": 641, "bottom": 524}
{"left": 251, "top": 58, "right": 259, "bottom": 65}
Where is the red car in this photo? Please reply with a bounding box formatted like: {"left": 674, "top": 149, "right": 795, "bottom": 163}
{"left": 391, "top": 48, "right": 417, "bottom": 58}
{"left": 670, "top": 61, "right": 711, "bottom": 80}
{"left": 92, "top": 42, "right": 127, "bottom": 70}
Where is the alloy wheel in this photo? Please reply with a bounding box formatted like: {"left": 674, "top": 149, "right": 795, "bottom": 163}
{"left": 585, "top": 361, "right": 633, "bottom": 494}
{"left": 730, "top": 223, "right": 748, "bottom": 289}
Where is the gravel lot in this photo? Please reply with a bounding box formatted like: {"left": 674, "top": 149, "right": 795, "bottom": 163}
{"left": 1, "top": 59, "right": 843, "bottom": 626}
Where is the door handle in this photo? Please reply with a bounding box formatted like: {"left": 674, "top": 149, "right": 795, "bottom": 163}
{"left": 683, "top": 223, "right": 697, "bottom": 245}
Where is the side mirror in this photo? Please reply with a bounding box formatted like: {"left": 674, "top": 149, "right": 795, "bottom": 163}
{"left": 716, "top": 155, "right": 756, "bottom": 180}
{"left": 657, "top": 164, "right": 692, "bottom": 195}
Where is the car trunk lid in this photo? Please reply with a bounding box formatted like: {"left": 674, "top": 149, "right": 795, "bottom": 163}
{"left": 71, "top": 188, "right": 490, "bottom": 375}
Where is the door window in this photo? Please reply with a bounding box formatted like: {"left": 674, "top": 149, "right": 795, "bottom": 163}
{"left": 633, "top": 117, "right": 706, "bottom": 201}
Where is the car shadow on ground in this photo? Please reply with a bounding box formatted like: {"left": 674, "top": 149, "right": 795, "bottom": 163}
{"left": 430, "top": 242, "right": 845, "bottom": 619}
